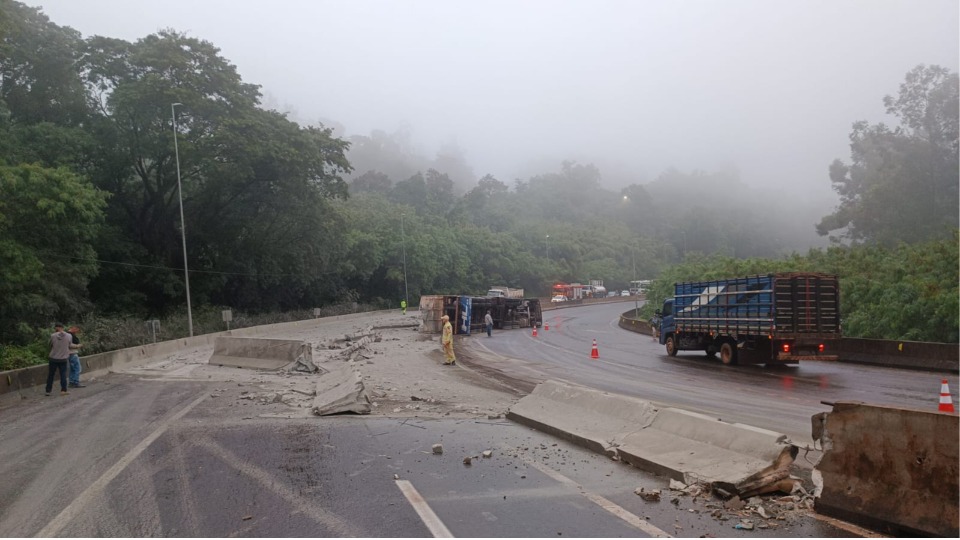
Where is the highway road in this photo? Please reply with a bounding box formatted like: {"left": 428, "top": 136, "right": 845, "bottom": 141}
{"left": 0, "top": 375, "right": 852, "bottom": 538}
{"left": 3, "top": 302, "right": 935, "bottom": 537}
{"left": 468, "top": 301, "right": 959, "bottom": 445}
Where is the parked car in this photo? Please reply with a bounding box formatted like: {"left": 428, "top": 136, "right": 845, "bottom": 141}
{"left": 607, "top": 291, "right": 618, "bottom": 298}
{"left": 550, "top": 295, "right": 568, "bottom": 303}
{"left": 621, "top": 290, "right": 630, "bottom": 296}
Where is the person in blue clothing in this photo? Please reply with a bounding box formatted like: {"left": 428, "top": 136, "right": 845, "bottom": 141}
{"left": 67, "top": 325, "right": 86, "bottom": 388}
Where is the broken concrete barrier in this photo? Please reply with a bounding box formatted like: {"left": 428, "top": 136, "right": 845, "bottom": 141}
{"left": 208, "top": 337, "right": 317, "bottom": 371}
{"left": 812, "top": 401, "right": 959, "bottom": 537}
{"left": 312, "top": 364, "right": 371, "bottom": 415}
{"left": 617, "top": 407, "right": 792, "bottom": 487}
{"left": 508, "top": 379, "right": 794, "bottom": 490}
{"left": 506, "top": 379, "right": 658, "bottom": 456}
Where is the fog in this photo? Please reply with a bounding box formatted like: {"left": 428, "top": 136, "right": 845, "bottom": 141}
{"left": 25, "top": 0, "right": 960, "bottom": 206}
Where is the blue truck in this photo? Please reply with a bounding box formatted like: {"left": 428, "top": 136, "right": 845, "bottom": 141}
{"left": 656, "top": 273, "right": 840, "bottom": 365}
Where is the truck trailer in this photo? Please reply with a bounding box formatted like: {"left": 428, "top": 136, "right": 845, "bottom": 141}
{"left": 656, "top": 273, "right": 840, "bottom": 365}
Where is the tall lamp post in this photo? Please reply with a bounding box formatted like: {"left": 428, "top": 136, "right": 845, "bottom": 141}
{"left": 633, "top": 246, "right": 639, "bottom": 317}
{"left": 400, "top": 213, "right": 409, "bottom": 308}
{"left": 171, "top": 103, "right": 194, "bottom": 337}
{"left": 545, "top": 234, "right": 550, "bottom": 259}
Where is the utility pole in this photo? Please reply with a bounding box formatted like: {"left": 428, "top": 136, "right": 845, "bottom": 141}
{"left": 171, "top": 103, "right": 193, "bottom": 337}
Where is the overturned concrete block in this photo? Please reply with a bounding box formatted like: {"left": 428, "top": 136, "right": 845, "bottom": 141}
{"left": 209, "top": 337, "right": 316, "bottom": 371}
{"left": 311, "top": 364, "right": 371, "bottom": 415}
{"left": 812, "top": 402, "right": 959, "bottom": 537}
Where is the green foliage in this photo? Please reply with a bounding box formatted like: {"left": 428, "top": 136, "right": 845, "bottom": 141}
{"left": 0, "top": 163, "right": 107, "bottom": 343}
{"left": 641, "top": 235, "right": 959, "bottom": 342}
{"left": 1, "top": 3, "right": 956, "bottom": 363}
{"left": 818, "top": 65, "right": 959, "bottom": 245}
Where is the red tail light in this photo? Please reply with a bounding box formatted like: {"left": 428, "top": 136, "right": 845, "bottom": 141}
{"left": 782, "top": 343, "right": 791, "bottom": 353}
{"left": 818, "top": 343, "right": 825, "bottom": 352}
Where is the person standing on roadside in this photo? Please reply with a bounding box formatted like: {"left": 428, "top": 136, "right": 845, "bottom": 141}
{"left": 46, "top": 323, "right": 72, "bottom": 396}
{"left": 441, "top": 314, "right": 456, "bottom": 365}
{"left": 401, "top": 299, "right": 407, "bottom": 315}
{"left": 67, "top": 325, "right": 86, "bottom": 388}
{"left": 484, "top": 311, "right": 494, "bottom": 337}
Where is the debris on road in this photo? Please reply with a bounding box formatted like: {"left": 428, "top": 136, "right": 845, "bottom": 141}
{"left": 432, "top": 444, "right": 444, "bottom": 454}
{"left": 634, "top": 487, "right": 661, "bottom": 502}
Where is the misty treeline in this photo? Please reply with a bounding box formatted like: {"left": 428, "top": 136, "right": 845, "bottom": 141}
{"left": 1, "top": 2, "right": 957, "bottom": 358}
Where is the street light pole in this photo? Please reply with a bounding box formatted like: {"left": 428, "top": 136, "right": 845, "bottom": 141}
{"left": 171, "top": 103, "right": 193, "bottom": 337}
{"left": 545, "top": 234, "right": 550, "bottom": 259}
{"left": 401, "top": 213, "right": 409, "bottom": 308}
{"left": 633, "top": 246, "right": 639, "bottom": 317}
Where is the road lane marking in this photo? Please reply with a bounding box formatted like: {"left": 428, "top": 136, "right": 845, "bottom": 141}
{"left": 194, "top": 437, "right": 362, "bottom": 537}
{"left": 521, "top": 458, "right": 672, "bottom": 538}
{"left": 395, "top": 479, "right": 454, "bottom": 538}
{"left": 36, "top": 392, "right": 209, "bottom": 538}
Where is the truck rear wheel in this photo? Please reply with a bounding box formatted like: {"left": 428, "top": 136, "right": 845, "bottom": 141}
{"left": 665, "top": 336, "right": 678, "bottom": 357}
{"left": 720, "top": 342, "right": 738, "bottom": 365}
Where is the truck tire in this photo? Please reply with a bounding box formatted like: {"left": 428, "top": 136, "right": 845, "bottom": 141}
{"left": 665, "top": 335, "right": 678, "bottom": 357}
{"left": 720, "top": 342, "right": 738, "bottom": 365}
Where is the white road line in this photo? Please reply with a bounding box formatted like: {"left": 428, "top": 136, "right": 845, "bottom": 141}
{"left": 522, "top": 458, "right": 672, "bottom": 538}
{"left": 194, "top": 438, "right": 361, "bottom": 537}
{"left": 395, "top": 479, "right": 454, "bottom": 538}
{"left": 36, "top": 392, "right": 209, "bottom": 538}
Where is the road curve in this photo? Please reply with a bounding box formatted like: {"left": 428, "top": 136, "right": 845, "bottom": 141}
{"left": 466, "top": 302, "right": 959, "bottom": 444}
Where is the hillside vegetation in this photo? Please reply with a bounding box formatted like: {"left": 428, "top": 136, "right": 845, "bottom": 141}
{"left": 0, "top": 2, "right": 956, "bottom": 369}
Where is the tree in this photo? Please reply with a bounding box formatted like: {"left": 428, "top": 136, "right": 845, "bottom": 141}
{"left": 0, "top": 1, "right": 88, "bottom": 126}
{"left": 817, "top": 65, "right": 959, "bottom": 245}
{"left": 0, "top": 164, "right": 106, "bottom": 343}
{"left": 79, "top": 30, "right": 352, "bottom": 313}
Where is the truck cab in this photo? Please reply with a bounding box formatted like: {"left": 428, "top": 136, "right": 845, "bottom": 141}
{"left": 656, "top": 299, "right": 674, "bottom": 346}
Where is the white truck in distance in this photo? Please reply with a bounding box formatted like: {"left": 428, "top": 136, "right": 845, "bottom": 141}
{"left": 487, "top": 287, "right": 524, "bottom": 298}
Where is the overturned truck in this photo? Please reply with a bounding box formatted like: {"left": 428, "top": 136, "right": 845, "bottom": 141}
{"left": 419, "top": 294, "right": 542, "bottom": 335}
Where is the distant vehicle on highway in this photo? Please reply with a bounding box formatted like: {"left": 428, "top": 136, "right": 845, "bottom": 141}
{"left": 620, "top": 290, "right": 630, "bottom": 296}
{"left": 607, "top": 291, "right": 618, "bottom": 298}
{"left": 550, "top": 295, "right": 568, "bottom": 303}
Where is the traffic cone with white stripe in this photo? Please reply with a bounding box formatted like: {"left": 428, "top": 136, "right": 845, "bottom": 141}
{"left": 532, "top": 325, "right": 538, "bottom": 338}
{"left": 590, "top": 338, "right": 599, "bottom": 359}
{"left": 938, "top": 379, "right": 955, "bottom": 413}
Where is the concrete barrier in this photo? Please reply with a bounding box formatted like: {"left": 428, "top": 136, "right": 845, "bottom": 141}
{"left": 506, "top": 380, "right": 658, "bottom": 455}
{"left": 0, "top": 309, "right": 393, "bottom": 398}
{"left": 617, "top": 408, "right": 790, "bottom": 485}
{"left": 508, "top": 380, "right": 792, "bottom": 487}
{"left": 312, "top": 364, "right": 371, "bottom": 415}
{"left": 208, "top": 337, "right": 315, "bottom": 371}
{"left": 619, "top": 311, "right": 960, "bottom": 373}
{"left": 812, "top": 402, "right": 959, "bottom": 537}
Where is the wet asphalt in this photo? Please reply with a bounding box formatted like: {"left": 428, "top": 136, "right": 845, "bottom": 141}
{"left": 0, "top": 374, "right": 858, "bottom": 537}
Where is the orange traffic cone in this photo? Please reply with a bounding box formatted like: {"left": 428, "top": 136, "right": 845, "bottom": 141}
{"left": 590, "top": 338, "right": 599, "bottom": 359}
{"left": 532, "top": 325, "right": 538, "bottom": 338}
{"left": 939, "top": 379, "right": 955, "bottom": 413}
{"left": 545, "top": 322, "right": 549, "bottom": 331}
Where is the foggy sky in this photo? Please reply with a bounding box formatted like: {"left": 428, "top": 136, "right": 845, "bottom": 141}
{"left": 24, "top": 0, "right": 960, "bottom": 204}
